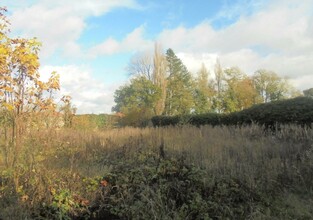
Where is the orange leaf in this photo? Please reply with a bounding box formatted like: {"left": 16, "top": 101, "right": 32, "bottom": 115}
{"left": 100, "top": 180, "right": 108, "bottom": 187}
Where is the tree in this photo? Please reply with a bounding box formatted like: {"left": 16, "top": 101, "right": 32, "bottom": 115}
{"left": 153, "top": 43, "right": 167, "bottom": 115}
{"left": 126, "top": 43, "right": 167, "bottom": 116}
{"left": 213, "top": 58, "right": 224, "bottom": 113}
{"left": 303, "top": 88, "right": 313, "bottom": 98}
{"left": 193, "top": 63, "right": 215, "bottom": 113}
{"left": 253, "top": 69, "right": 292, "bottom": 103}
{"left": 127, "top": 51, "right": 153, "bottom": 80}
{"left": 112, "top": 76, "right": 161, "bottom": 126}
{"left": 0, "top": 7, "right": 60, "bottom": 168}
{"left": 60, "top": 95, "right": 76, "bottom": 128}
{"left": 164, "top": 48, "right": 195, "bottom": 115}
{"left": 222, "top": 67, "right": 259, "bottom": 112}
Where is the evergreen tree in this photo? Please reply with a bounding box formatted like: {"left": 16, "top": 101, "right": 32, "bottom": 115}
{"left": 164, "top": 49, "right": 195, "bottom": 115}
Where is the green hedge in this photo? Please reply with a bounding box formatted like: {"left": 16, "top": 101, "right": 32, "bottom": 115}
{"left": 151, "top": 97, "right": 313, "bottom": 128}
{"left": 233, "top": 96, "right": 313, "bottom": 128}
{"left": 151, "top": 113, "right": 221, "bottom": 127}
{"left": 189, "top": 113, "right": 221, "bottom": 127}
{"left": 151, "top": 115, "right": 181, "bottom": 127}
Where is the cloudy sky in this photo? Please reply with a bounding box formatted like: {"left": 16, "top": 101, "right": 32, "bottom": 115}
{"left": 2, "top": 0, "right": 313, "bottom": 113}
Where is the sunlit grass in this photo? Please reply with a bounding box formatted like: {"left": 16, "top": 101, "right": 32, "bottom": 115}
{"left": 1, "top": 124, "right": 313, "bottom": 219}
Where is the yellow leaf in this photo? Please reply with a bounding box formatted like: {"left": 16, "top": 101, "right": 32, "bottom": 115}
{"left": 3, "top": 85, "right": 13, "bottom": 92}
{"left": 3, "top": 102, "right": 14, "bottom": 111}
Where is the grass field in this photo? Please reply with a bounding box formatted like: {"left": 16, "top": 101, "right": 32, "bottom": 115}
{"left": 1, "top": 124, "right": 313, "bottom": 219}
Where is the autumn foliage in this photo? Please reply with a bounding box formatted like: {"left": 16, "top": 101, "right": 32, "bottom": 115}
{"left": 1, "top": 6, "right": 313, "bottom": 220}
{"left": 0, "top": 7, "right": 60, "bottom": 168}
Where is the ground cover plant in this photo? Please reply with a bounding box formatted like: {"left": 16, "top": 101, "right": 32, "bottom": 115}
{"left": 1, "top": 124, "right": 313, "bottom": 219}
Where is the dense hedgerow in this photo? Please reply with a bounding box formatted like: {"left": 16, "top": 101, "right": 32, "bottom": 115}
{"left": 152, "top": 96, "right": 313, "bottom": 128}
{"left": 151, "top": 113, "right": 222, "bottom": 127}
{"left": 189, "top": 113, "right": 221, "bottom": 127}
{"left": 151, "top": 115, "right": 181, "bottom": 127}
{"left": 232, "top": 96, "right": 313, "bottom": 128}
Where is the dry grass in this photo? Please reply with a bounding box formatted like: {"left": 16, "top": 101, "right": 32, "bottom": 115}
{"left": 1, "top": 124, "right": 313, "bottom": 219}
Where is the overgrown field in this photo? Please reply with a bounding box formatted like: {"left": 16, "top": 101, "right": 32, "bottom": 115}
{"left": 1, "top": 125, "right": 313, "bottom": 219}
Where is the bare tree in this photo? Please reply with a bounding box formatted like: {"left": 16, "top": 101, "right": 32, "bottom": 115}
{"left": 125, "top": 43, "right": 168, "bottom": 115}
{"left": 127, "top": 51, "right": 153, "bottom": 81}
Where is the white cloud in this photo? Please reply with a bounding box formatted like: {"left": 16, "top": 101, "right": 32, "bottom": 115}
{"left": 217, "top": 3, "right": 313, "bottom": 54}
{"left": 211, "top": 0, "right": 266, "bottom": 23}
{"left": 157, "top": 0, "right": 313, "bottom": 90}
{"left": 159, "top": 1, "right": 313, "bottom": 54}
{"left": 158, "top": 23, "right": 216, "bottom": 53}
{"left": 37, "top": 0, "right": 141, "bottom": 16}
{"left": 8, "top": 0, "right": 140, "bottom": 58}
{"left": 176, "top": 53, "right": 218, "bottom": 76}
{"left": 89, "top": 25, "right": 154, "bottom": 57}
{"left": 10, "top": 5, "right": 85, "bottom": 58}
{"left": 40, "top": 65, "right": 122, "bottom": 114}
{"left": 290, "top": 75, "right": 313, "bottom": 91}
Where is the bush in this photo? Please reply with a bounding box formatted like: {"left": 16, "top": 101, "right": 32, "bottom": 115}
{"left": 189, "top": 113, "right": 221, "bottom": 127}
{"left": 233, "top": 96, "right": 313, "bottom": 128}
{"left": 91, "top": 153, "right": 264, "bottom": 220}
{"left": 152, "top": 97, "right": 313, "bottom": 128}
{"left": 151, "top": 115, "right": 181, "bottom": 127}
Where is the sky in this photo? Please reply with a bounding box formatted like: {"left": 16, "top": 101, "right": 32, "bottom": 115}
{"left": 2, "top": 0, "right": 313, "bottom": 114}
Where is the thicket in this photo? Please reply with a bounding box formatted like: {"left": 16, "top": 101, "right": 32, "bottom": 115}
{"left": 152, "top": 96, "right": 313, "bottom": 128}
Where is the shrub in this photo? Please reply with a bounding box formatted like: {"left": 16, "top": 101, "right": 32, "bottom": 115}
{"left": 91, "top": 153, "right": 263, "bottom": 220}
{"left": 152, "top": 97, "right": 313, "bottom": 128}
{"left": 189, "top": 113, "right": 221, "bottom": 127}
{"left": 234, "top": 96, "right": 313, "bottom": 128}
{"left": 151, "top": 115, "right": 181, "bottom": 127}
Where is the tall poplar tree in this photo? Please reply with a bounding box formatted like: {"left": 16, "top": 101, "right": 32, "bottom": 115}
{"left": 153, "top": 43, "right": 167, "bottom": 115}
{"left": 213, "top": 58, "right": 224, "bottom": 113}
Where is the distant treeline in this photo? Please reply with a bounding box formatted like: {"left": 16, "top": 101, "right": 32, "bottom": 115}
{"left": 72, "top": 114, "right": 120, "bottom": 129}
{"left": 151, "top": 96, "right": 313, "bottom": 129}
{"left": 112, "top": 45, "right": 307, "bottom": 127}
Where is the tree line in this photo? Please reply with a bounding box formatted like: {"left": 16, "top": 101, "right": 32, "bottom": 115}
{"left": 112, "top": 43, "right": 302, "bottom": 126}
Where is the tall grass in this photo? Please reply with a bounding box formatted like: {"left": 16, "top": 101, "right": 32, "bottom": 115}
{"left": 1, "top": 124, "right": 313, "bottom": 219}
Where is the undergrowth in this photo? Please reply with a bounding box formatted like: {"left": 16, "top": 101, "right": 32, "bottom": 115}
{"left": 1, "top": 125, "right": 313, "bottom": 219}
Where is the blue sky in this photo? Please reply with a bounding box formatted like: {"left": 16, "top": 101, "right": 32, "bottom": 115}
{"left": 2, "top": 0, "right": 313, "bottom": 113}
